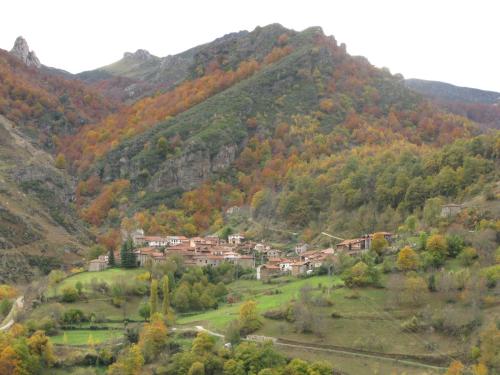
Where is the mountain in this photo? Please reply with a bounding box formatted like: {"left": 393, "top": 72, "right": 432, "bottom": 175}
{"left": 53, "top": 25, "right": 497, "bottom": 240}
{"left": 76, "top": 24, "right": 301, "bottom": 101}
{"left": 405, "top": 78, "right": 500, "bottom": 104}
{"left": 405, "top": 78, "right": 500, "bottom": 129}
{"left": 0, "top": 25, "right": 498, "bottom": 274}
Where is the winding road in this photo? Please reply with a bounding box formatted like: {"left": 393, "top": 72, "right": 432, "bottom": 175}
{"left": 0, "top": 296, "right": 24, "bottom": 331}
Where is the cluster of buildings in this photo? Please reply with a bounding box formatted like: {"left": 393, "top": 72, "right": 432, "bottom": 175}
{"left": 256, "top": 232, "right": 394, "bottom": 280}
{"left": 88, "top": 229, "right": 394, "bottom": 280}
{"left": 88, "top": 230, "right": 254, "bottom": 272}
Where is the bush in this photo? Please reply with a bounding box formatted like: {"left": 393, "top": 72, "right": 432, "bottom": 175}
{"left": 481, "top": 264, "right": 500, "bottom": 288}
{"left": 62, "top": 309, "right": 87, "bottom": 325}
{"left": 401, "top": 316, "right": 426, "bottom": 332}
{"left": 263, "top": 309, "right": 286, "bottom": 320}
{"left": 457, "top": 247, "right": 478, "bottom": 267}
{"left": 60, "top": 286, "right": 79, "bottom": 303}
{"left": 342, "top": 262, "right": 381, "bottom": 287}
{"left": 446, "top": 235, "right": 465, "bottom": 258}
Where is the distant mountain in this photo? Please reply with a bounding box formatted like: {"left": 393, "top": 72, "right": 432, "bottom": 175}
{"left": 75, "top": 24, "right": 298, "bottom": 101}
{"left": 405, "top": 78, "right": 500, "bottom": 104}
{"left": 405, "top": 79, "right": 500, "bottom": 129}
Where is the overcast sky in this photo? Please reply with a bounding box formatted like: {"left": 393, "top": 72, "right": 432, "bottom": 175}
{"left": 2, "top": 0, "right": 499, "bottom": 91}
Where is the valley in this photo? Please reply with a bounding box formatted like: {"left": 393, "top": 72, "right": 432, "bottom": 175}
{"left": 0, "top": 21, "right": 498, "bottom": 375}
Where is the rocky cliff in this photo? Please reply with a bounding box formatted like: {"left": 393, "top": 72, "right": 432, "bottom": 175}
{"left": 10, "top": 36, "right": 41, "bottom": 68}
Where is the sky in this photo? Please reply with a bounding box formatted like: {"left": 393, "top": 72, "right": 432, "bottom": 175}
{"left": 2, "top": 0, "right": 499, "bottom": 92}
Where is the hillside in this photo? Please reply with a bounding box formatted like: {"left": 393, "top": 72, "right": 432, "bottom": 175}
{"left": 0, "top": 43, "right": 117, "bottom": 150}
{"left": 0, "top": 116, "right": 89, "bottom": 282}
{"left": 61, "top": 25, "right": 498, "bottom": 241}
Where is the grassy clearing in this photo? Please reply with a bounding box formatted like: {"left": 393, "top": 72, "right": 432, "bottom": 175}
{"left": 278, "top": 346, "right": 444, "bottom": 375}
{"left": 177, "top": 275, "right": 343, "bottom": 329}
{"left": 30, "top": 296, "right": 146, "bottom": 322}
{"left": 50, "top": 329, "right": 124, "bottom": 345}
{"left": 48, "top": 268, "right": 145, "bottom": 298}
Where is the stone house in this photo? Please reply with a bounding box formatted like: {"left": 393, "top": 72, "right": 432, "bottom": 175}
{"left": 294, "top": 243, "right": 309, "bottom": 255}
{"left": 88, "top": 259, "right": 108, "bottom": 272}
{"left": 228, "top": 233, "right": 245, "bottom": 245}
{"left": 256, "top": 264, "right": 282, "bottom": 280}
{"left": 441, "top": 204, "right": 463, "bottom": 218}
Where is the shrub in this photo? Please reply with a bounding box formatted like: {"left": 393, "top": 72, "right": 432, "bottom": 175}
{"left": 263, "top": 309, "right": 286, "bottom": 320}
{"left": 424, "top": 234, "right": 448, "bottom": 267}
{"left": 342, "top": 262, "right": 381, "bottom": 287}
{"left": 401, "top": 316, "right": 426, "bottom": 332}
{"left": 60, "top": 286, "right": 79, "bottom": 303}
{"left": 457, "top": 247, "right": 478, "bottom": 267}
{"left": 446, "top": 234, "right": 465, "bottom": 258}
{"left": 62, "top": 309, "right": 87, "bottom": 325}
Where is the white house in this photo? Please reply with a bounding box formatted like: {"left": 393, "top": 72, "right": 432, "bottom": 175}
{"left": 228, "top": 233, "right": 245, "bottom": 245}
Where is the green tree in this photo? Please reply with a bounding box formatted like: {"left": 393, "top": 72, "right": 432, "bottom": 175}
{"left": 120, "top": 238, "right": 137, "bottom": 268}
{"left": 149, "top": 279, "right": 159, "bottom": 315}
{"left": 75, "top": 281, "right": 83, "bottom": 295}
{"left": 108, "top": 247, "right": 116, "bottom": 267}
{"left": 239, "top": 300, "right": 262, "bottom": 335}
{"left": 457, "top": 247, "right": 478, "bottom": 267}
{"left": 138, "top": 303, "right": 151, "bottom": 321}
{"left": 446, "top": 234, "right": 465, "bottom": 257}
{"left": 225, "top": 319, "right": 242, "bottom": 345}
{"left": 423, "top": 197, "right": 443, "bottom": 227}
{"left": 191, "top": 332, "right": 215, "bottom": 356}
{"left": 161, "top": 276, "right": 171, "bottom": 318}
{"left": 60, "top": 286, "right": 78, "bottom": 303}
{"left": 188, "top": 362, "right": 205, "bottom": 375}
{"left": 157, "top": 136, "right": 169, "bottom": 156}
{"left": 223, "top": 359, "right": 245, "bottom": 375}
{"left": 426, "top": 234, "right": 448, "bottom": 267}
{"left": 370, "top": 233, "right": 388, "bottom": 256}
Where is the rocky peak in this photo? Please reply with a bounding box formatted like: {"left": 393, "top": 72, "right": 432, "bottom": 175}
{"left": 10, "top": 36, "right": 41, "bottom": 68}
{"left": 123, "top": 49, "right": 157, "bottom": 61}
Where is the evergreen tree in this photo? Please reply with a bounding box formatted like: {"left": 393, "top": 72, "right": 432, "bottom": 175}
{"left": 108, "top": 248, "right": 115, "bottom": 267}
{"left": 120, "top": 238, "right": 137, "bottom": 268}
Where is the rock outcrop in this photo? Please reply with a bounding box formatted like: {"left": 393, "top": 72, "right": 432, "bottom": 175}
{"left": 123, "top": 49, "right": 157, "bottom": 61}
{"left": 10, "top": 36, "right": 41, "bottom": 68}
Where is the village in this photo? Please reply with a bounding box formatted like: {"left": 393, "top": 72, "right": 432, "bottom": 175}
{"left": 88, "top": 229, "right": 394, "bottom": 280}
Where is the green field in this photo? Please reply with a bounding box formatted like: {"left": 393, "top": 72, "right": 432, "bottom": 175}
{"left": 50, "top": 329, "right": 124, "bottom": 345}
{"left": 177, "top": 275, "right": 343, "bottom": 329}
{"left": 48, "top": 268, "right": 146, "bottom": 298}
{"left": 278, "top": 345, "right": 444, "bottom": 375}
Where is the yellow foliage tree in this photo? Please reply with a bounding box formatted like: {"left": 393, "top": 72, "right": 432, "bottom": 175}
{"left": 397, "top": 246, "right": 419, "bottom": 271}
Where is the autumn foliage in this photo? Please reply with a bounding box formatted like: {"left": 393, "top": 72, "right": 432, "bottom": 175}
{"left": 0, "top": 50, "right": 116, "bottom": 147}
{"left": 60, "top": 47, "right": 293, "bottom": 173}
{"left": 81, "top": 179, "right": 130, "bottom": 226}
